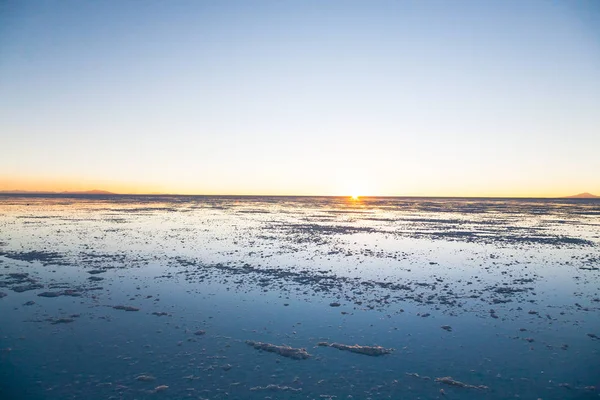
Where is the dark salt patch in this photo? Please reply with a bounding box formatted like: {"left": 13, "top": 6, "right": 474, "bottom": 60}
{"left": 62, "top": 289, "right": 81, "bottom": 296}
{"left": 12, "top": 283, "right": 44, "bottom": 293}
{"left": 277, "top": 222, "right": 380, "bottom": 236}
{"left": 47, "top": 283, "right": 72, "bottom": 289}
{"left": 49, "top": 318, "right": 75, "bottom": 325}
{"left": 8, "top": 273, "right": 29, "bottom": 279}
{"left": 0, "top": 250, "right": 67, "bottom": 265}
{"left": 87, "top": 269, "right": 107, "bottom": 275}
{"left": 491, "top": 298, "right": 512, "bottom": 304}
{"left": 173, "top": 258, "right": 464, "bottom": 313}
{"left": 80, "top": 252, "right": 125, "bottom": 261}
{"left": 38, "top": 289, "right": 81, "bottom": 298}
{"left": 2, "top": 272, "right": 40, "bottom": 290}
{"left": 236, "top": 209, "right": 271, "bottom": 214}
{"left": 113, "top": 305, "right": 140, "bottom": 311}
{"left": 493, "top": 286, "right": 531, "bottom": 295}
{"left": 408, "top": 227, "right": 595, "bottom": 247}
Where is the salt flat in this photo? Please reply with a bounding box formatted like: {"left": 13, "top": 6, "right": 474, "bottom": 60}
{"left": 0, "top": 195, "right": 599, "bottom": 399}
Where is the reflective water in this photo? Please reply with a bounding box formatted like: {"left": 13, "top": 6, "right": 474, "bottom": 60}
{"left": 0, "top": 195, "right": 599, "bottom": 399}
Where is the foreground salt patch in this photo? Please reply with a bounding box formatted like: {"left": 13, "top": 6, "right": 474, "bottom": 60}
{"left": 245, "top": 340, "right": 311, "bottom": 359}
{"left": 317, "top": 342, "right": 393, "bottom": 356}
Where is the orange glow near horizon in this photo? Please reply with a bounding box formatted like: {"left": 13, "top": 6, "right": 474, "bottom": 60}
{"left": 0, "top": 174, "right": 598, "bottom": 198}
{"left": 0, "top": 175, "right": 597, "bottom": 198}
{"left": 0, "top": 176, "right": 159, "bottom": 195}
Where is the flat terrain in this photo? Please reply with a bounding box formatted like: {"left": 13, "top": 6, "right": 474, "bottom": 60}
{"left": 0, "top": 195, "right": 599, "bottom": 399}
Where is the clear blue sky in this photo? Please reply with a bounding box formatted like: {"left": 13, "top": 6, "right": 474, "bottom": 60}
{"left": 1, "top": 0, "right": 599, "bottom": 196}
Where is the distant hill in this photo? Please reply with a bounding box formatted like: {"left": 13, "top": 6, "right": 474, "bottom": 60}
{"left": 564, "top": 192, "right": 599, "bottom": 199}
{"left": 0, "top": 189, "right": 116, "bottom": 195}
{"left": 61, "top": 190, "right": 115, "bottom": 195}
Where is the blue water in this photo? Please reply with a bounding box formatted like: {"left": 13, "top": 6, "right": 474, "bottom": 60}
{"left": 1, "top": 195, "right": 599, "bottom": 399}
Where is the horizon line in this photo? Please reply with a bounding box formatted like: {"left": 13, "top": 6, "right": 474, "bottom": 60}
{"left": 0, "top": 190, "right": 597, "bottom": 200}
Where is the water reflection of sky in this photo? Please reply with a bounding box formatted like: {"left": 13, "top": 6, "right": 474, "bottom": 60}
{"left": 1, "top": 195, "right": 599, "bottom": 399}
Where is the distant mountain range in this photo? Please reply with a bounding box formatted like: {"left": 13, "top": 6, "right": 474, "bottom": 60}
{"left": 0, "top": 189, "right": 116, "bottom": 195}
{"left": 564, "top": 192, "right": 599, "bottom": 199}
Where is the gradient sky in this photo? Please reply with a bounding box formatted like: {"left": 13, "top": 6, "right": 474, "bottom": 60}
{"left": 1, "top": 0, "right": 599, "bottom": 196}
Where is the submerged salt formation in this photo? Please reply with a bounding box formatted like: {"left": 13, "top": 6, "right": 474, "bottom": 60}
{"left": 37, "top": 291, "right": 62, "bottom": 297}
{"left": 406, "top": 372, "right": 431, "bottom": 380}
{"left": 250, "top": 384, "right": 302, "bottom": 392}
{"left": 135, "top": 375, "right": 156, "bottom": 382}
{"left": 38, "top": 290, "right": 81, "bottom": 298}
{"left": 151, "top": 311, "right": 169, "bottom": 316}
{"left": 435, "top": 376, "right": 489, "bottom": 390}
{"left": 245, "top": 340, "right": 311, "bottom": 359}
{"left": 154, "top": 385, "right": 168, "bottom": 392}
{"left": 12, "top": 283, "right": 44, "bottom": 292}
{"left": 49, "top": 318, "right": 75, "bottom": 325}
{"left": 317, "top": 342, "right": 393, "bottom": 356}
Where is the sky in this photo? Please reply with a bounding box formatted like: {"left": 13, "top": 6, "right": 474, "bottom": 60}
{"left": 1, "top": 0, "right": 599, "bottom": 197}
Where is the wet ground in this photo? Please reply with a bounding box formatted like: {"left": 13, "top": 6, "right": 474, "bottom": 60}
{"left": 0, "top": 195, "right": 599, "bottom": 399}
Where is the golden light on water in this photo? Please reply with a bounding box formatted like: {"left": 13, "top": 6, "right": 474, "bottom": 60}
{"left": 351, "top": 194, "right": 359, "bottom": 200}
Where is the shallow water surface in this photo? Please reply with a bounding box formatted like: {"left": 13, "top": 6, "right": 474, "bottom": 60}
{"left": 1, "top": 195, "right": 599, "bottom": 399}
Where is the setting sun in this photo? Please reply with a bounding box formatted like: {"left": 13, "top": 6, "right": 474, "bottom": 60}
{"left": 351, "top": 194, "right": 359, "bottom": 200}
